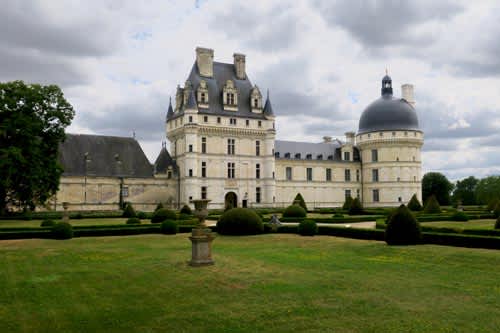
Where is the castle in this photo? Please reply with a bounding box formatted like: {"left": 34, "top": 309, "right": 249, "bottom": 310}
{"left": 54, "top": 47, "right": 423, "bottom": 211}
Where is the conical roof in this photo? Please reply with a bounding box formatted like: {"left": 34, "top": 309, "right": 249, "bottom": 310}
{"left": 263, "top": 90, "right": 274, "bottom": 116}
{"left": 185, "top": 89, "right": 197, "bottom": 110}
{"left": 166, "top": 97, "right": 174, "bottom": 121}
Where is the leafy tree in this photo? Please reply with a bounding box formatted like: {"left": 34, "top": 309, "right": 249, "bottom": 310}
{"left": 422, "top": 172, "right": 454, "bottom": 205}
{"left": 452, "top": 176, "right": 478, "bottom": 206}
{"left": 423, "top": 195, "right": 441, "bottom": 214}
{"left": 0, "top": 81, "right": 74, "bottom": 214}
{"left": 475, "top": 176, "right": 500, "bottom": 205}
{"left": 293, "top": 193, "right": 307, "bottom": 211}
{"left": 407, "top": 194, "right": 422, "bottom": 211}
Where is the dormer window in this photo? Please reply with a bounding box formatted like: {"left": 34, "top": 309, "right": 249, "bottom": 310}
{"left": 275, "top": 152, "right": 280, "bottom": 158}
{"left": 253, "top": 99, "right": 258, "bottom": 108}
{"left": 197, "top": 80, "right": 209, "bottom": 107}
{"left": 327, "top": 155, "right": 334, "bottom": 160}
{"left": 227, "top": 93, "right": 235, "bottom": 105}
{"left": 201, "top": 93, "right": 206, "bottom": 103}
{"left": 223, "top": 80, "right": 238, "bottom": 111}
{"left": 317, "top": 154, "right": 323, "bottom": 160}
{"left": 295, "top": 153, "right": 301, "bottom": 159}
{"left": 250, "top": 85, "right": 262, "bottom": 113}
{"left": 306, "top": 154, "right": 312, "bottom": 160}
{"left": 285, "top": 152, "right": 290, "bottom": 159}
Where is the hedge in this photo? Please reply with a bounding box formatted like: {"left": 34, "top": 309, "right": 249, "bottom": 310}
{"left": 422, "top": 232, "right": 500, "bottom": 249}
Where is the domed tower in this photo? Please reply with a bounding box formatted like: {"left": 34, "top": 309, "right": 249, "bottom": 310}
{"left": 356, "top": 74, "right": 423, "bottom": 207}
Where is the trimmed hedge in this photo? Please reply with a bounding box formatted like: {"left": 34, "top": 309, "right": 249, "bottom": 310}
{"left": 161, "top": 220, "right": 178, "bottom": 234}
{"left": 451, "top": 211, "right": 469, "bottom": 221}
{"left": 298, "top": 220, "right": 317, "bottom": 236}
{"left": 40, "top": 219, "right": 56, "bottom": 227}
{"left": 126, "top": 217, "right": 141, "bottom": 224}
{"left": 282, "top": 205, "right": 307, "bottom": 218}
{"left": 151, "top": 208, "right": 176, "bottom": 223}
{"left": 52, "top": 222, "right": 73, "bottom": 240}
{"left": 342, "top": 197, "right": 353, "bottom": 211}
{"left": 216, "top": 208, "right": 264, "bottom": 235}
{"left": 422, "top": 232, "right": 500, "bottom": 249}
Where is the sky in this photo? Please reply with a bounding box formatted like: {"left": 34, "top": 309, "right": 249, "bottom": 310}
{"left": 1, "top": 0, "right": 500, "bottom": 181}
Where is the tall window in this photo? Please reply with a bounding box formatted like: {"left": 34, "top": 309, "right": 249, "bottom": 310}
{"left": 326, "top": 168, "right": 332, "bottom": 181}
{"left": 227, "top": 162, "right": 235, "bottom": 179}
{"left": 201, "top": 162, "right": 206, "bottom": 178}
{"left": 189, "top": 116, "right": 193, "bottom": 123}
{"left": 256, "top": 187, "right": 261, "bottom": 203}
{"left": 217, "top": 117, "right": 221, "bottom": 124}
{"left": 345, "top": 189, "right": 351, "bottom": 199}
{"left": 306, "top": 168, "right": 313, "bottom": 181}
{"left": 189, "top": 169, "right": 193, "bottom": 177}
{"left": 258, "top": 120, "right": 262, "bottom": 127}
{"left": 203, "top": 116, "right": 208, "bottom": 123}
{"left": 201, "top": 186, "right": 207, "bottom": 199}
{"left": 371, "top": 149, "right": 378, "bottom": 162}
{"left": 256, "top": 163, "right": 260, "bottom": 179}
{"left": 373, "top": 189, "right": 380, "bottom": 202}
{"left": 286, "top": 167, "right": 292, "bottom": 180}
{"left": 188, "top": 144, "right": 193, "bottom": 152}
{"left": 230, "top": 118, "right": 237, "bottom": 125}
{"left": 254, "top": 99, "right": 258, "bottom": 108}
{"left": 345, "top": 169, "right": 351, "bottom": 181}
{"left": 201, "top": 137, "right": 206, "bottom": 154}
{"left": 256, "top": 140, "right": 260, "bottom": 156}
{"left": 372, "top": 169, "right": 379, "bottom": 182}
{"left": 227, "top": 139, "right": 235, "bottom": 155}
{"left": 356, "top": 169, "right": 360, "bottom": 182}
{"left": 227, "top": 93, "right": 235, "bottom": 105}
{"left": 201, "top": 93, "right": 206, "bottom": 103}
{"left": 344, "top": 151, "right": 350, "bottom": 161}
{"left": 246, "top": 119, "right": 249, "bottom": 126}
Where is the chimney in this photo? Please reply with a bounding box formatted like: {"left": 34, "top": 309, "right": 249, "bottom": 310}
{"left": 323, "top": 136, "right": 332, "bottom": 143}
{"left": 233, "top": 53, "right": 246, "bottom": 79}
{"left": 401, "top": 84, "right": 415, "bottom": 107}
{"left": 196, "top": 47, "right": 214, "bottom": 78}
{"left": 345, "top": 132, "right": 355, "bottom": 145}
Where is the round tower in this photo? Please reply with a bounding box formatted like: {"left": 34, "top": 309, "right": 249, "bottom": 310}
{"left": 356, "top": 74, "right": 423, "bottom": 207}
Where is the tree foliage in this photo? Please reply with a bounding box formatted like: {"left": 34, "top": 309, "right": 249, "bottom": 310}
{"left": 422, "top": 172, "right": 453, "bottom": 205}
{"left": 293, "top": 193, "right": 307, "bottom": 211}
{"left": 407, "top": 194, "right": 422, "bottom": 211}
{"left": 475, "top": 176, "right": 500, "bottom": 205}
{"left": 0, "top": 81, "right": 74, "bottom": 214}
{"left": 452, "top": 176, "right": 478, "bottom": 206}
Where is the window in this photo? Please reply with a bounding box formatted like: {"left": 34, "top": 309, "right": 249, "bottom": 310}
{"left": 217, "top": 117, "right": 221, "bottom": 124}
{"left": 345, "top": 169, "right": 351, "bottom": 182}
{"left": 201, "top": 186, "right": 207, "bottom": 199}
{"left": 227, "top": 162, "right": 235, "bottom": 179}
{"left": 122, "top": 186, "right": 129, "bottom": 197}
{"left": 167, "top": 171, "right": 172, "bottom": 179}
{"left": 256, "top": 187, "right": 261, "bottom": 203}
{"left": 230, "top": 118, "right": 237, "bottom": 125}
{"left": 188, "top": 144, "right": 193, "bottom": 152}
{"left": 398, "top": 196, "right": 402, "bottom": 202}
{"left": 201, "top": 137, "right": 206, "bottom": 154}
{"left": 326, "top": 168, "right": 332, "bottom": 181}
{"left": 272, "top": 171, "right": 275, "bottom": 179}
{"left": 254, "top": 99, "right": 258, "bottom": 108}
{"left": 258, "top": 120, "right": 262, "bottom": 127}
{"left": 201, "top": 162, "right": 206, "bottom": 178}
{"left": 372, "top": 169, "right": 379, "bottom": 182}
{"left": 306, "top": 154, "right": 312, "bottom": 160}
{"left": 246, "top": 119, "right": 249, "bottom": 126}
{"left": 284, "top": 153, "right": 291, "bottom": 159}
{"left": 189, "top": 116, "right": 193, "bottom": 123}
{"left": 356, "top": 189, "right": 360, "bottom": 198}
{"left": 344, "top": 151, "right": 350, "bottom": 161}
{"left": 392, "top": 131, "right": 396, "bottom": 136}
{"left": 201, "top": 93, "right": 206, "bottom": 103}
{"left": 227, "top": 139, "right": 235, "bottom": 155}
{"left": 373, "top": 189, "right": 380, "bottom": 202}
{"left": 203, "top": 116, "right": 208, "bottom": 123}
{"left": 371, "top": 149, "right": 378, "bottom": 162}
{"left": 306, "top": 168, "right": 313, "bottom": 181}
{"left": 189, "top": 169, "right": 193, "bottom": 177}
{"left": 256, "top": 164, "right": 260, "bottom": 179}
{"left": 317, "top": 154, "right": 323, "bottom": 160}
{"left": 286, "top": 167, "right": 292, "bottom": 180}
{"left": 256, "top": 141, "right": 260, "bottom": 156}
{"left": 275, "top": 152, "right": 280, "bottom": 158}
{"left": 227, "top": 93, "right": 235, "bottom": 105}
{"left": 295, "top": 153, "right": 301, "bottom": 159}
{"left": 345, "top": 190, "right": 351, "bottom": 199}
{"left": 404, "top": 131, "right": 408, "bottom": 136}
{"left": 180, "top": 118, "right": 183, "bottom": 124}
{"left": 356, "top": 169, "right": 360, "bottom": 182}
{"left": 379, "top": 132, "right": 383, "bottom": 137}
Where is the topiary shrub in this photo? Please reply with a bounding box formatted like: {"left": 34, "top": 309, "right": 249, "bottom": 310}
{"left": 136, "top": 211, "right": 147, "bottom": 219}
{"left": 298, "top": 219, "right": 318, "bottom": 236}
{"left": 177, "top": 213, "right": 191, "bottom": 220}
{"left": 293, "top": 193, "right": 308, "bottom": 211}
{"left": 495, "top": 217, "right": 500, "bottom": 230}
{"left": 180, "top": 204, "right": 192, "bottom": 215}
{"left": 407, "top": 194, "right": 423, "bottom": 211}
{"left": 494, "top": 203, "right": 500, "bottom": 218}
{"left": 122, "top": 203, "right": 136, "bottom": 218}
{"left": 216, "top": 208, "right": 264, "bottom": 235}
{"left": 282, "top": 205, "right": 307, "bottom": 218}
{"left": 161, "top": 220, "right": 178, "bottom": 234}
{"left": 423, "top": 195, "right": 441, "bottom": 214}
{"left": 52, "top": 222, "right": 73, "bottom": 240}
{"left": 40, "top": 219, "right": 56, "bottom": 227}
{"left": 348, "top": 197, "right": 363, "bottom": 215}
{"left": 155, "top": 202, "right": 164, "bottom": 212}
{"left": 385, "top": 205, "right": 421, "bottom": 245}
{"left": 342, "top": 196, "right": 354, "bottom": 211}
{"left": 452, "top": 211, "right": 469, "bottom": 222}
{"left": 151, "top": 208, "right": 177, "bottom": 223}
{"left": 126, "top": 217, "right": 141, "bottom": 224}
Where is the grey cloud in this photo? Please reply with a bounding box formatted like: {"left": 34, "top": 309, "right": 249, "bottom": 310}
{"left": 422, "top": 139, "right": 459, "bottom": 152}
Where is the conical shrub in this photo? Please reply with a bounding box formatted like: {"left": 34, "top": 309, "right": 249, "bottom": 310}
{"left": 293, "top": 193, "right": 307, "bottom": 212}
{"left": 348, "top": 197, "right": 363, "bottom": 215}
{"left": 407, "top": 194, "right": 422, "bottom": 211}
{"left": 423, "top": 195, "right": 441, "bottom": 214}
{"left": 342, "top": 196, "right": 353, "bottom": 211}
{"left": 385, "top": 204, "right": 421, "bottom": 245}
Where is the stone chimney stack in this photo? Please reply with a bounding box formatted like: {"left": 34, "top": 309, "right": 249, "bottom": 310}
{"left": 233, "top": 53, "right": 246, "bottom": 80}
{"left": 323, "top": 136, "right": 332, "bottom": 143}
{"left": 196, "top": 47, "right": 214, "bottom": 78}
{"left": 401, "top": 84, "right": 415, "bottom": 108}
{"left": 345, "top": 132, "right": 355, "bottom": 145}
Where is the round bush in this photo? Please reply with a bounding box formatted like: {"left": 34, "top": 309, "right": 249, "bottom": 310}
{"left": 385, "top": 205, "right": 421, "bottom": 245}
{"left": 282, "top": 205, "right": 307, "bottom": 218}
{"left": 216, "top": 208, "right": 264, "bottom": 235}
{"left": 151, "top": 208, "right": 177, "bottom": 223}
{"left": 126, "top": 217, "right": 141, "bottom": 224}
{"left": 452, "top": 211, "right": 469, "bottom": 221}
{"left": 298, "top": 219, "right": 318, "bottom": 236}
{"left": 180, "top": 204, "right": 192, "bottom": 215}
{"left": 495, "top": 217, "right": 500, "bottom": 230}
{"left": 161, "top": 220, "right": 178, "bottom": 234}
{"left": 40, "top": 219, "right": 56, "bottom": 227}
{"left": 52, "top": 222, "right": 73, "bottom": 240}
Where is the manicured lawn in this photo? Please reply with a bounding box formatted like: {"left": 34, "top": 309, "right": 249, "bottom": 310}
{"left": 1, "top": 234, "right": 500, "bottom": 332}
{"left": 0, "top": 218, "right": 139, "bottom": 228}
{"left": 420, "top": 219, "right": 497, "bottom": 230}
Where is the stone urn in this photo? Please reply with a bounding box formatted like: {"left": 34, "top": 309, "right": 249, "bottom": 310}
{"left": 189, "top": 199, "right": 215, "bottom": 266}
{"left": 62, "top": 202, "right": 70, "bottom": 223}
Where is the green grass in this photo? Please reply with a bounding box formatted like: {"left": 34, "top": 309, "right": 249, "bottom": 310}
{"left": 1, "top": 235, "right": 500, "bottom": 332}
{"left": 420, "top": 219, "right": 497, "bottom": 230}
{"left": 0, "top": 218, "right": 135, "bottom": 228}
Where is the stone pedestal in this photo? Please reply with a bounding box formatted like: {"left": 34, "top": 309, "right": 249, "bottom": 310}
{"left": 62, "top": 202, "right": 70, "bottom": 223}
{"left": 189, "top": 228, "right": 215, "bottom": 266}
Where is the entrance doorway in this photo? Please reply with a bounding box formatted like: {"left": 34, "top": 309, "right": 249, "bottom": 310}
{"left": 225, "top": 192, "right": 238, "bottom": 210}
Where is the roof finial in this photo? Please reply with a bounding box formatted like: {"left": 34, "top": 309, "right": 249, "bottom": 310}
{"left": 267, "top": 89, "right": 270, "bottom": 100}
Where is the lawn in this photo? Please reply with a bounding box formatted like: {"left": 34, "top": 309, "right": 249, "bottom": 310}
{"left": 0, "top": 218, "right": 135, "bottom": 228}
{"left": 420, "top": 219, "right": 497, "bottom": 230}
{"left": 1, "top": 234, "right": 500, "bottom": 332}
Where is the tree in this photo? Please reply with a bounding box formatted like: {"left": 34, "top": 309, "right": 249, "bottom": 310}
{"left": 407, "top": 194, "right": 422, "bottom": 211}
{"left": 422, "top": 172, "right": 454, "bottom": 206}
{"left": 475, "top": 176, "right": 500, "bottom": 205}
{"left": 293, "top": 193, "right": 307, "bottom": 211}
{"left": 0, "top": 81, "right": 74, "bottom": 214}
{"left": 452, "top": 176, "right": 478, "bottom": 206}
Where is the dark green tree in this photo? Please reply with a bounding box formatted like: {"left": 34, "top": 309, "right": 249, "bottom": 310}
{"left": 407, "top": 194, "right": 422, "bottom": 211}
{"left": 293, "top": 193, "right": 307, "bottom": 211}
{"left": 385, "top": 204, "right": 421, "bottom": 245}
{"left": 475, "top": 176, "right": 500, "bottom": 205}
{"left": 422, "top": 172, "right": 454, "bottom": 205}
{"left": 0, "top": 81, "right": 74, "bottom": 214}
{"left": 452, "top": 176, "right": 478, "bottom": 206}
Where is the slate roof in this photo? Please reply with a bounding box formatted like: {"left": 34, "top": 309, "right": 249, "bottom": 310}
{"left": 172, "top": 61, "right": 268, "bottom": 120}
{"left": 59, "top": 134, "right": 154, "bottom": 178}
{"left": 153, "top": 147, "right": 176, "bottom": 174}
{"left": 166, "top": 97, "right": 174, "bottom": 121}
{"left": 263, "top": 93, "right": 274, "bottom": 117}
{"left": 275, "top": 140, "right": 360, "bottom": 161}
